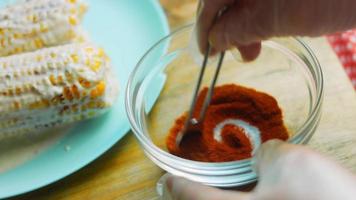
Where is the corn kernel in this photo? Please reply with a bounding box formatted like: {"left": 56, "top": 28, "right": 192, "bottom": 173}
{"left": 8, "top": 89, "right": 14, "bottom": 96}
{"left": 65, "top": 71, "right": 73, "bottom": 82}
{"left": 81, "top": 104, "right": 87, "bottom": 111}
{"left": 21, "top": 70, "right": 27, "bottom": 77}
{"left": 68, "top": 16, "right": 78, "bottom": 26}
{"left": 14, "top": 47, "right": 24, "bottom": 54}
{"left": 32, "top": 15, "right": 38, "bottom": 23}
{"left": 0, "top": 39, "right": 5, "bottom": 47}
{"left": 39, "top": 23, "right": 48, "bottom": 32}
{"left": 90, "top": 81, "right": 105, "bottom": 99}
{"left": 42, "top": 99, "right": 50, "bottom": 107}
{"left": 77, "top": 35, "right": 86, "bottom": 43}
{"left": 88, "top": 101, "right": 96, "bottom": 109}
{"left": 97, "top": 48, "right": 105, "bottom": 57}
{"left": 51, "top": 96, "right": 60, "bottom": 105}
{"left": 97, "top": 101, "right": 106, "bottom": 108}
{"left": 72, "top": 85, "right": 80, "bottom": 99}
{"left": 29, "top": 29, "right": 37, "bottom": 37}
{"left": 72, "top": 104, "right": 78, "bottom": 113}
{"left": 85, "top": 59, "right": 90, "bottom": 66}
{"left": 47, "top": 62, "right": 54, "bottom": 69}
{"left": 29, "top": 100, "right": 46, "bottom": 109}
{"left": 34, "top": 38, "right": 44, "bottom": 48}
{"left": 14, "top": 33, "right": 21, "bottom": 39}
{"left": 49, "top": 75, "right": 56, "bottom": 85}
{"left": 36, "top": 55, "right": 43, "bottom": 62}
{"left": 82, "top": 91, "right": 87, "bottom": 97}
{"left": 79, "top": 77, "right": 91, "bottom": 88}
{"left": 58, "top": 75, "right": 64, "bottom": 84}
{"left": 71, "top": 54, "right": 79, "bottom": 63}
{"left": 85, "top": 47, "right": 94, "bottom": 53}
{"left": 7, "top": 35, "right": 13, "bottom": 44}
{"left": 13, "top": 101, "right": 21, "bottom": 110}
{"left": 15, "top": 87, "right": 21, "bottom": 95}
{"left": 70, "top": 8, "right": 77, "bottom": 15}
{"left": 26, "top": 15, "right": 38, "bottom": 23}
{"left": 63, "top": 87, "right": 73, "bottom": 101}
{"left": 50, "top": 52, "right": 57, "bottom": 59}
{"left": 66, "top": 29, "right": 77, "bottom": 39}
{"left": 89, "top": 60, "right": 102, "bottom": 72}
{"left": 27, "top": 15, "right": 32, "bottom": 22}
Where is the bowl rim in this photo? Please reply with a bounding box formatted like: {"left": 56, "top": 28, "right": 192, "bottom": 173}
{"left": 125, "top": 23, "right": 324, "bottom": 168}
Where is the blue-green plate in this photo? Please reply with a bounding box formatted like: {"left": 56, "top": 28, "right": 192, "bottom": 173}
{"left": 0, "top": 0, "right": 169, "bottom": 198}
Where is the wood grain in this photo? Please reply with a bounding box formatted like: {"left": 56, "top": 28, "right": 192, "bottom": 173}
{"left": 10, "top": 1, "right": 356, "bottom": 199}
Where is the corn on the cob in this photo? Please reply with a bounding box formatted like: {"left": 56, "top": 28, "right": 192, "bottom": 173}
{"left": 0, "top": 43, "right": 119, "bottom": 137}
{"left": 0, "top": 0, "right": 87, "bottom": 57}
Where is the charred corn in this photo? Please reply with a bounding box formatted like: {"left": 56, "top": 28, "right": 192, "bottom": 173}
{"left": 0, "top": 0, "right": 87, "bottom": 57}
{"left": 0, "top": 43, "right": 119, "bottom": 136}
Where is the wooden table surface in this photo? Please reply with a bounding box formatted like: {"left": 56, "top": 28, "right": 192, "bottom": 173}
{"left": 12, "top": 1, "right": 356, "bottom": 199}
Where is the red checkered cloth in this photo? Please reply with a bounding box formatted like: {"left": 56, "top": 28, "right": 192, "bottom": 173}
{"left": 328, "top": 30, "right": 356, "bottom": 89}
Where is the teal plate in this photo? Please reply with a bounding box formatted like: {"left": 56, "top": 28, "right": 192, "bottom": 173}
{"left": 0, "top": 0, "right": 169, "bottom": 198}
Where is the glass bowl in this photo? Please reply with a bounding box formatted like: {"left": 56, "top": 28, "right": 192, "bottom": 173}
{"left": 125, "top": 24, "right": 324, "bottom": 187}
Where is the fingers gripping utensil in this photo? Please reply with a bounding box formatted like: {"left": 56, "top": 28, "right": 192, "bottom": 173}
{"left": 176, "top": 45, "right": 225, "bottom": 146}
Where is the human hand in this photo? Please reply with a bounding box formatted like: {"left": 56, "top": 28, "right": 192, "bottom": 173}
{"left": 197, "top": 0, "right": 356, "bottom": 61}
{"left": 162, "top": 140, "right": 356, "bottom": 200}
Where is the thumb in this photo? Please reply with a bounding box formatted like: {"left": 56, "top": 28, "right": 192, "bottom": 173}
{"left": 164, "top": 176, "right": 251, "bottom": 200}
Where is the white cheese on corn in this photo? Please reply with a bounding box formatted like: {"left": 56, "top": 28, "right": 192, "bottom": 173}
{"left": 0, "top": 0, "right": 87, "bottom": 56}
{"left": 0, "top": 43, "right": 119, "bottom": 137}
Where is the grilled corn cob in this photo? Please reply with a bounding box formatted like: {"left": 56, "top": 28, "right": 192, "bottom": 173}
{"left": 0, "top": 43, "right": 119, "bottom": 136}
{"left": 0, "top": 0, "right": 87, "bottom": 57}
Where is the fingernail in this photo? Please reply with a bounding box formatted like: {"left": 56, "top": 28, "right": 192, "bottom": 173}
{"left": 197, "top": 0, "right": 203, "bottom": 16}
{"left": 157, "top": 173, "right": 172, "bottom": 197}
{"left": 209, "top": 28, "right": 229, "bottom": 53}
{"left": 208, "top": 34, "right": 218, "bottom": 51}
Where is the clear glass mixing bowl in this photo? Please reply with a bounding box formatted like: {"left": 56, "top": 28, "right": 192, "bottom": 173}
{"left": 125, "top": 24, "right": 324, "bottom": 187}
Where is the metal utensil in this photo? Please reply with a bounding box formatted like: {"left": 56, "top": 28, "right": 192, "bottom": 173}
{"left": 176, "top": 45, "right": 225, "bottom": 146}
